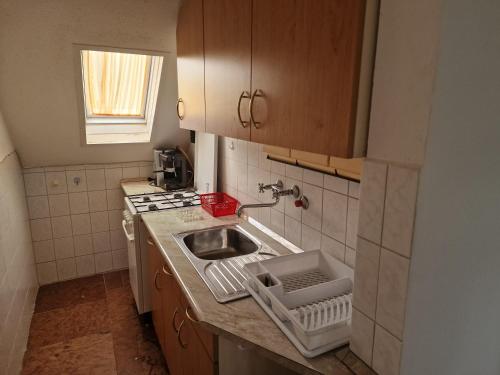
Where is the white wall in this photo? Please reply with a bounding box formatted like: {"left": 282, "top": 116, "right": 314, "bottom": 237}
{"left": 401, "top": 1, "right": 500, "bottom": 374}
{"left": 0, "top": 0, "right": 189, "bottom": 168}
{"left": 0, "top": 112, "right": 38, "bottom": 374}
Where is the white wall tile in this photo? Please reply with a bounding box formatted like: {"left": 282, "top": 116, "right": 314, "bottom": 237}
{"left": 376, "top": 249, "right": 410, "bottom": 339}
{"left": 353, "top": 238, "right": 381, "bottom": 319}
{"left": 27, "top": 196, "right": 50, "bottom": 219}
{"left": 110, "top": 229, "right": 126, "bottom": 250}
{"left": 51, "top": 216, "right": 72, "bottom": 238}
{"left": 108, "top": 210, "right": 123, "bottom": 230}
{"left": 358, "top": 160, "right": 387, "bottom": 244}
{"left": 56, "top": 258, "right": 76, "bottom": 280}
{"left": 106, "top": 189, "right": 123, "bottom": 210}
{"left": 76, "top": 255, "right": 95, "bottom": 276}
{"left": 247, "top": 142, "right": 260, "bottom": 167}
{"left": 382, "top": 165, "right": 419, "bottom": 257}
{"left": 284, "top": 215, "right": 301, "bottom": 247}
{"left": 48, "top": 194, "right": 70, "bottom": 217}
{"left": 54, "top": 237, "right": 75, "bottom": 260}
{"left": 322, "top": 190, "right": 347, "bottom": 243}
{"left": 270, "top": 160, "right": 286, "bottom": 175}
{"left": 122, "top": 166, "right": 140, "bottom": 179}
{"left": 373, "top": 325, "right": 402, "bottom": 375}
{"left": 269, "top": 209, "right": 285, "bottom": 236}
{"left": 33, "top": 240, "right": 55, "bottom": 263}
{"left": 349, "top": 181, "right": 361, "bottom": 198}
{"left": 350, "top": 308, "right": 375, "bottom": 366}
{"left": 301, "top": 183, "right": 323, "bottom": 230}
{"left": 105, "top": 168, "right": 123, "bottom": 189}
{"left": 86, "top": 169, "right": 105, "bottom": 191}
{"left": 301, "top": 225, "right": 321, "bottom": 251}
{"left": 139, "top": 164, "right": 153, "bottom": 178}
{"left": 258, "top": 207, "right": 271, "bottom": 227}
{"left": 88, "top": 190, "right": 107, "bottom": 212}
{"left": 346, "top": 198, "right": 360, "bottom": 249}
{"left": 90, "top": 211, "right": 109, "bottom": 233}
{"left": 112, "top": 249, "right": 128, "bottom": 269}
{"left": 321, "top": 234, "right": 345, "bottom": 262}
{"left": 259, "top": 147, "right": 271, "bottom": 172}
{"left": 303, "top": 169, "right": 324, "bottom": 187}
{"left": 45, "top": 171, "right": 68, "bottom": 194}
{"left": 236, "top": 161, "right": 248, "bottom": 193}
{"left": 92, "top": 231, "right": 111, "bottom": 253}
{"left": 30, "top": 218, "right": 52, "bottom": 241}
{"left": 71, "top": 214, "right": 91, "bottom": 235}
{"left": 345, "top": 247, "right": 356, "bottom": 268}
{"left": 95, "top": 252, "right": 113, "bottom": 273}
{"left": 66, "top": 170, "right": 87, "bottom": 192}
{"left": 69, "top": 192, "right": 89, "bottom": 214}
{"left": 24, "top": 173, "right": 47, "bottom": 196}
{"left": 324, "top": 175, "right": 348, "bottom": 194}
{"left": 36, "top": 262, "right": 58, "bottom": 285}
{"left": 285, "top": 164, "right": 303, "bottom": 181}
{"left": 74, "top": 234, "right": 94, "bottom": 256}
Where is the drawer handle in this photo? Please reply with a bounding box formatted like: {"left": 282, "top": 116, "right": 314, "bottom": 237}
{"left": 172, "top": 308, "right": 181, "bottom": 333}
{"left": 177, "top": 320, "right": 187, "bottom": 349}
{"left": 154, "top": 270, "right": 162, "bottom": 290}
{"left": 162, "top": 264, "right": 173, "bottom": 277}
{"left": 249, "top": 89, "right": 264, "bottom": 129}
{"left": 237, "top": 91, "right": 251, "bottom": 128}
{"left": 146, "top": 238, "right": 154, "bottom": 246}
{"left": 185, "top": 306, "right": 199, "bottom": 323}
{"left": 176, "top": 98, "right": 185, "bottom": 120}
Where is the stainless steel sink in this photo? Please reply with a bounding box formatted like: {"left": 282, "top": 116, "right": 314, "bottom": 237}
{"left": 182, "top": 227, "right": 259, "bottom": 260}
{"left": 173, "top": 225, "right": 279, "bottom": 303}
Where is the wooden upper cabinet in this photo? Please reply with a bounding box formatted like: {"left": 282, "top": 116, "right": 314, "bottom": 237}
{"left": 251, "top": 0, "right": 368, "bottom": 158}
{"left": 177, "top": 0, "right": 206, "bottom": 131}
{"left": 204, "top": 0, "right": 252, "bottom": 140}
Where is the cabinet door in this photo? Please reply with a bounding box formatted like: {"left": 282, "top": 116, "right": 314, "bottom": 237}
{"left": 162, "top": 263, "right": 183, "bottom": 375}
{"left": 251, "top": 0, "right": 366, "bottom": 157}
{"left": 147, "top": 239, "right": 165, "bottom": 349}
{"left": 177, "top": 0, "right": 206, "bottom": 131}
{"left": 204, "top": 0, "right": 252, "bottom": 139}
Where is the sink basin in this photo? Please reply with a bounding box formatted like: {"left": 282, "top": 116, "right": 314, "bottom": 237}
{"left": 181, "top": 226, "right": 259, "bottom": 260}
{"left": 172, "top": 224, "right": 279, "bottom": 303}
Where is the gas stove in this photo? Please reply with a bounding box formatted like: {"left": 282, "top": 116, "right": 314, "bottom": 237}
{"left": 127, "top": 190, "right": 201, "bottom": 213}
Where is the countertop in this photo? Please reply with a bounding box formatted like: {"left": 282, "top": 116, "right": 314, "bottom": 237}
{"left": 141, "top": 207, "right": 358, "bottom": 375}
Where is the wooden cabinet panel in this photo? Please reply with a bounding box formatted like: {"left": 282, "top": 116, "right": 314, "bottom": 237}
{"left": 204, "top": 0, "right": 252, "bottom": 140}
{"left": 148, "top": 239, "right": 165, "bottom": 349}
{"left": 250, "top": 0, "right": 367, "bottom": 157}
{"left": 177, "top": 0, "right": 206, "bottom": 131}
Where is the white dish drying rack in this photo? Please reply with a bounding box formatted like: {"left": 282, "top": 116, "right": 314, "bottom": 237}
{"left": 244, "top": 250, "right": 354, "bottom": 357}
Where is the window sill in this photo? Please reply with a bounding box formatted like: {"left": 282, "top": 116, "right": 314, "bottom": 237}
{"left": 86, "top": 132, "right": 151, "bottom": 145}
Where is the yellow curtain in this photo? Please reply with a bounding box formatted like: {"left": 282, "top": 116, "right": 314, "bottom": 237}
{"left": 82, "top": 50, "right": 152, "bottom": 117}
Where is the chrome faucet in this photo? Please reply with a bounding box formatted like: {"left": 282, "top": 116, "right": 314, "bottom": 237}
{"left": 236, "top": 180, "right": 300, "bottom": 217}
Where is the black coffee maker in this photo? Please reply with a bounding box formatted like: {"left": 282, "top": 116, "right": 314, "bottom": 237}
{"left": 153, "top": 148, "right": 192, "bottom": 190}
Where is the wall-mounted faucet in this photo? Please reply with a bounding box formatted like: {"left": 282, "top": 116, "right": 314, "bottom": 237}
{"left": 237, "top": 179, "right": 302, "bottom": 217}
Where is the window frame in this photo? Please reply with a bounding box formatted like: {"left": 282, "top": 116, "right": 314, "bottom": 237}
{"left": 73, "top": 44, "right": 168, "bottom": 145}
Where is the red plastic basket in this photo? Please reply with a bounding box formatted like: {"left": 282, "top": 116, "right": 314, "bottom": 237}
{"left": 200, "top": 193, "right": 239, "bottom": 217}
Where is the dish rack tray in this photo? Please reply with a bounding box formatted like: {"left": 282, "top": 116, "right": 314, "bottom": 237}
{"left": 244, "top": 250, "right": 354, "bottom": 357}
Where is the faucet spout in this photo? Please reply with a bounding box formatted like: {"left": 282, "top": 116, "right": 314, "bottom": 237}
{"left": 237, "top": 197, "right": 280, "bottom": 217}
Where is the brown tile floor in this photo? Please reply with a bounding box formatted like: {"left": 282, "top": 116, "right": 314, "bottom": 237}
{"left": 22, "top": 271, "right": 168, "bottom": 375}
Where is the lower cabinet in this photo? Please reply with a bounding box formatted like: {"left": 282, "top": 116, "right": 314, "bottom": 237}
{"left": 147, "top": 238, "right": 218, "bottom": 375}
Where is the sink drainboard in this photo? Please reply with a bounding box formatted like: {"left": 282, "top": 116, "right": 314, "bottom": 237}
{"left": 204, "top": 253, "right": 275, "bottom": 302}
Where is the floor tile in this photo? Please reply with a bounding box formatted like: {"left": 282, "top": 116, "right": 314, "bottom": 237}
{"left": 104, "top": 271, "right": 124, "bottom": 290}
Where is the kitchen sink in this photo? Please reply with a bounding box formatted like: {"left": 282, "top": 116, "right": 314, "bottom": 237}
{"left": 181, "top": 227, "right": 259, "bottom": 260}
{"left": 173, "top": 224, "right": 279, "bottom": 303}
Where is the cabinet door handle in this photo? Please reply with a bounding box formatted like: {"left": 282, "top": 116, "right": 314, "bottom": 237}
{"left": 177, "top": 320, "right": 187, "bottom": 349}
{"left": 172, "top": 308, "right": 180, "bottom": 333}
{"left": 154, "top": 270, "right": 162, "bottom": 290}
{"left": 237, "top": 91, "right": 251, "bottom": 128}
{"left": 146, "top": 238, "right": 154, "bottom": 246}
{"left": 185, "top": 306, "right": 199, "bottom": 323}
{"left": 176, "top": 98, "right": 185, "bottom": 120}
{"left": 162, "top": 264, "right": 173, "bottom": 277}
{"left": 249, "top": 89, "right": 264, "bottom": 129}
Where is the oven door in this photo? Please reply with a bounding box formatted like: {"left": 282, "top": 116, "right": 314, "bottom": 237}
{"left": 122, "top": 207, "right": 144, "bottom": 313}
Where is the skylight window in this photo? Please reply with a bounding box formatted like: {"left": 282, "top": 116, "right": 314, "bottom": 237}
{"left": 79, "top": 49, "right": 163, "bottom": 144}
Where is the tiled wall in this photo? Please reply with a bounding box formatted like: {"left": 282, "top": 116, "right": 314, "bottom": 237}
{"left": 218, "top": 137, "right": 360, "bottom": 269}
{"left": 350, "top": 160, "right": 419, "bottom": 375}
{"left": 0, "top": 152, "right": 38, "bottom": 374}
{"left": 23, "top": 162, "right": 153, "bottom": 285}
